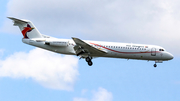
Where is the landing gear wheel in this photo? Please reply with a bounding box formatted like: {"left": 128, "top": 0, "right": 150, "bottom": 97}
{"left": 88, "top": 61, "right": 93, "bottom": 66}
{"left": 85, "top": 56, "right": 93, "bottom": 66}
{"left": 154, "top": 64, "right": 157, "bottom": 67}
{"left": 86, "top": 57, "right": 91, "bottom": 62}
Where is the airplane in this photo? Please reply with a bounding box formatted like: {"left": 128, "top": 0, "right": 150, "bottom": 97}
{"left": 8, "top": 17, "right": 173, "bottom": 67}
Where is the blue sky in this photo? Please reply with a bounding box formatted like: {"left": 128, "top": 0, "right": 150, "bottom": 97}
{"left": 0, "top": 0, "right": 180, "bottom": 101}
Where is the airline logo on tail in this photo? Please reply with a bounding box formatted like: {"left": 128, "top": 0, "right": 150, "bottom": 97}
{"left": 21, "top": 24, "right": 34, "bottom": 38}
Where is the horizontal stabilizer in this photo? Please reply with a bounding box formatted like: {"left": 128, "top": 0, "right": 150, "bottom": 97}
{"left": 8, "top": 17, "right": 29, "bottom": 24}
{"left": 8, "top": 17, "right": 43, "bottom": 39}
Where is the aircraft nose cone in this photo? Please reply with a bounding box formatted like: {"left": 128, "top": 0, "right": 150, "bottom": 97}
{"left": 167, "top": 53, "right": 174, "bottom": 60}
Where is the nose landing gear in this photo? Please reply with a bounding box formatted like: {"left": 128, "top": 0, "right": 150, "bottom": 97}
{"left": 153, "top": 64, "right": 157, "bottom": 67}
{"left": 153, "top": 60, "right": 163, "bottom": 68}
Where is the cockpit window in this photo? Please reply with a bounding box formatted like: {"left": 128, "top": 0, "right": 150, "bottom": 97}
{"left": 159, "top": 49, "right": 165, "bottom": 51}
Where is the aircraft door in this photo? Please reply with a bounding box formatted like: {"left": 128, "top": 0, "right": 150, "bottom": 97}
{"left": 151, "top": 48, "right": 156, "bottom": 56}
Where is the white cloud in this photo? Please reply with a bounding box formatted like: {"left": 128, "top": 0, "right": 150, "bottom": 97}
{"left": 0, "top": 48, "right": 79, "bottom": 91}
{"left": 73, "top": 87, "right": 113, "bottom": 101}
{"left": 2, "top": 0, "right": 180, "bottom": 55}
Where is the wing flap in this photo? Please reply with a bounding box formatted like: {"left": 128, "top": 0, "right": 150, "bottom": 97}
{"left": 72, "top": 37, "right": 107, "bottom": 55}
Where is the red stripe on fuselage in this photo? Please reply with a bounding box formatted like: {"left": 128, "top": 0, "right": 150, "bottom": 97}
{"left": 89, "top": 42, "right": 160, "bottom": 54}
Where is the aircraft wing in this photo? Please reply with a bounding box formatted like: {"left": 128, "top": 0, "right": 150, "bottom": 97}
{"left": 72, "top": 37, "right": 107, "bottom": 56}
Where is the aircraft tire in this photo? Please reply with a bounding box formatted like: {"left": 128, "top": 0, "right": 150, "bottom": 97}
{"left": 154, "top": 64, "right": 157, "bottom": 67}
{"left": 88, "top": 61, "right": 93, "bottom": 66}
{"left": 86, "top": 57, "right": 91, "bottom": 62}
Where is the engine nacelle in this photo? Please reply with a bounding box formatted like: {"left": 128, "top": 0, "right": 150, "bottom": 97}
{"left": 45, "top": 41, "right": 68, "bottom": 47}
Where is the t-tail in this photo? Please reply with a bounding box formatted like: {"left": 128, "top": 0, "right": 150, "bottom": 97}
{"left": 8, "top": 17, "right": 42, "bottom": 39}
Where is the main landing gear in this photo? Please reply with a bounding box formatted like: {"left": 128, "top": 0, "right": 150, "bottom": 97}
{"left": 85, "top": 57, "right": 93, "bottom": 66}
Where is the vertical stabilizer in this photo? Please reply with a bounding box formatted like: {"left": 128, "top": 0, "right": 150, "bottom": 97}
{"left": 8, "top": 17, "right": 42, "bottom": 39}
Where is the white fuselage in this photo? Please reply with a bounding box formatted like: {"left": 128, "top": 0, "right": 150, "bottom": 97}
{"left": 22, "top": 38, "right": 173, "bottom": 62}
{"left": 8, "top": 17, "right": 173, "bottom": 67}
